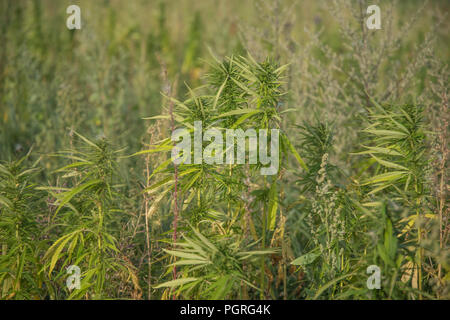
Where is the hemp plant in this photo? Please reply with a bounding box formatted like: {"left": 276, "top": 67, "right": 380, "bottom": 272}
{"left": 357, "top": 98, "right": 432, "bottom": 298}
{"left": 140, "top": 53, "right": 307, "bottom": 299}
{"left": 0, "top": 152, "right": 47, "bottom": 299}
{"left": 42, "top": 132, "right": 139, "bottom": 299}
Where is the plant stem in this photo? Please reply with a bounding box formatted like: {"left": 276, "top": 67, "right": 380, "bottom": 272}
{"left": 144, "top": 149, "right": 152, "bottom": 299}
{"left": 260, "top": 177, "right": 268, "bottom": 299}
{"left": 417, "top": 201, "right": 423, "bottom": 300}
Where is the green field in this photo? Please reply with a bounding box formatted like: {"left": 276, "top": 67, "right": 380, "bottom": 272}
{"left": 0, "top": 0, "right": 448, "bottom": 300}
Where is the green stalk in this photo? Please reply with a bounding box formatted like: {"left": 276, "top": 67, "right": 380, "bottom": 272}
{"left": 417, "top": 200, "right": 423, "bottom": 300}
{"left": 260, "top": 206, "right": 266, "bottom": 299}
{"left": 260, "top": 177, "right": 268, "bottom": 299}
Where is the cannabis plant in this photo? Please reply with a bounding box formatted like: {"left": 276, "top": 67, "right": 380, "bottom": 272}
{"left": 42, "top": 133, "right": 140, "bottom": 299}
{"left": 0, "top": 152, "right": 47, "bottom": 299}
{"left": 141, "top": 53, "right": 307, "bottom": 299}
{"left": 357, "top": 98, "right": 432, "bottom": 298}
{"left": 155, "top": 226, "right": 275, "bottom": 299}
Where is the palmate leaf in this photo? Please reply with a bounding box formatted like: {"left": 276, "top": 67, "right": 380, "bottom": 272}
{"left": 282, "top": 134, "right": 308, "bottom": 171}
{"left": 53, "top": 161, "right": 93, "bottom": 173}
{"left": 182, "top": 236, "right": 207, "bottom": 257}
{"left": 73, "top": 131, "right": 101, "bottom": 151}
{"left": 230, "top": 77, "right": 259, "bottom": 98}
{"left": 362, "top": 129, "right": 408, "bottom": 138}
{"left": 209, "top": 275, "right": 234, "bottom": 300}
{"left": 0, "top": 163, "right": 13, "bottom": 178}
{"left": 191, "top": 227, "right": 218, "bottom": 253}
{"left": 181, "top": 170, "right": 202, "bottom": 194}
{"left": 230, "top": 110, "right": 263, "bottom": 128}
{"left": 163, "top": 249, "right": 206, "bottom": 261}
{"left": 362, "top": 171, "right": 408, "bottom": 185}
{"left": 130, "top": 145, "right": 173, "bottom": 157}
{"left": 147, "top": 158, "right": 173, "bottom": 182}
{"left": 153, "top": 277, "right": 199, "bottom": 289}
{"left": 68, "top": 269, "right": 97, "bottom": 300}
{"left": 45, "top": 230, "right": 80, "bottom": 276}
{"left": 367, "top": 95, "right": 410, "bottom": 134}
{"left": 370, "top": 154, "right": 409, "bottom": 171}
{"left": 144, "top": 168, "right": 200, "bottom": 193}
{"left": 268, "top": 181, "right": 278, "bottom": 231}
{"left": 54, "top": 179, "right": 103, "bottom": 215}
{"left": 368, "top": 183, "right": 393, "bottom": 195}
{"left": 16, "top": 167, "right": 40, "bottom": 178}
{"left": 212, "top": 76, "right": 228, "bottom": 110}
{"left": 273, "top": 63, "right": 290, "bottom": 75}
{"left": 0, "top": 195, "right": 13, "bottom": 209}
{"left": 229, "top": 58, "right": 259, "bottom": 82}
{"left": 213, "top": 108, "right": 259, "bottom": 118}
{"left": 169, "top": 259, "right": 210, "bottom": 266}
{"left": 353, "top": 146, "right": 402, "bottom": 156}
{"left": 237, "top": 249, "right": 277, "bottom": 260}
